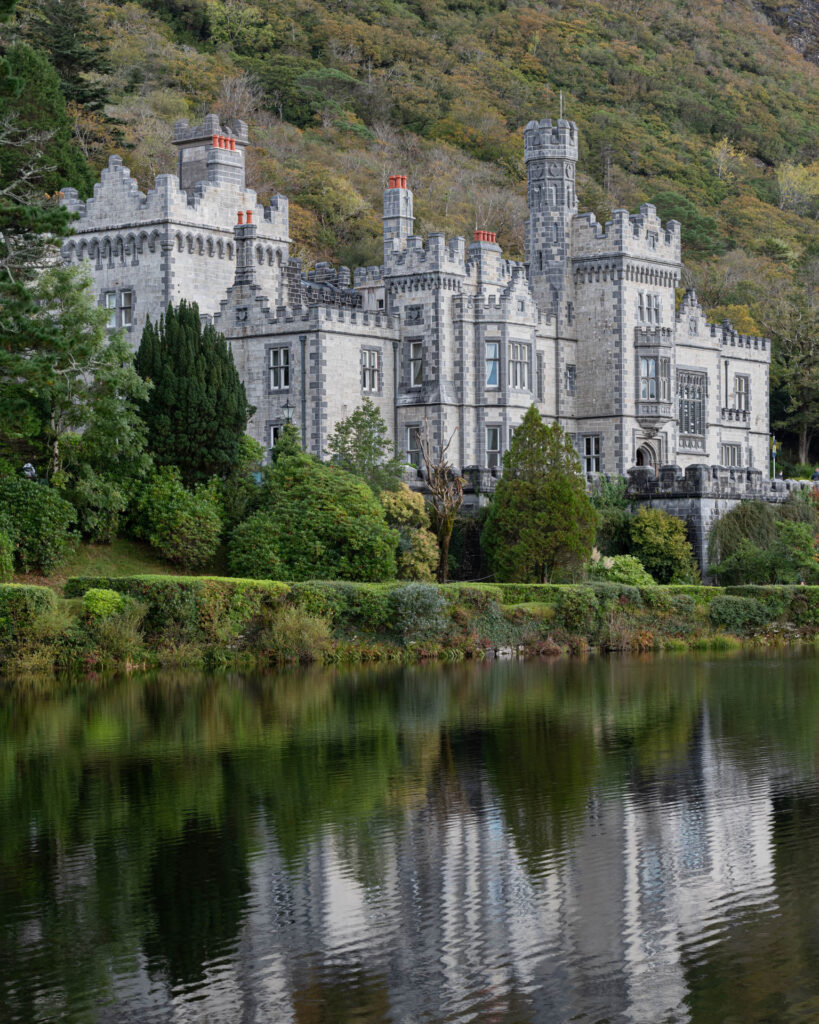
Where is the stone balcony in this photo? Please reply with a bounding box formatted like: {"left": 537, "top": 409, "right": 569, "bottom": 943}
{"left": 636, "top": 400, "right": 674, "bottom": 430}
{"left": 721, "top": 407, "right": 749, "bottom": 424}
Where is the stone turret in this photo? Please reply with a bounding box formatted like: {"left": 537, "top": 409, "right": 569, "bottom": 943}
{"left": 524, "top": 117, "right": 578, "bottom": 322}
{"left": 173, "top": 114, "right": 249, "bottom": 195}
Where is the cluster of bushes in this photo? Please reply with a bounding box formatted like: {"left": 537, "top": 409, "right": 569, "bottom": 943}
{"left": 708, "top": 492, "right": 819, "bottom": 584}
{"left": 590, "top": 479, "right": 699, "bottom": 584}
{"left": 5, "top": 575, "right": 819, "bottom": 673}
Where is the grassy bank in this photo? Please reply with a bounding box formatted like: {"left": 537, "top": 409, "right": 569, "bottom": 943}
{"left": 3, "top": 576, "right": 819, "bottom": 675}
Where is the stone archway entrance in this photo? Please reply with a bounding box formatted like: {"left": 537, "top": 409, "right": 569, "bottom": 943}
{"left": 635, "top": 443, "right": 659, "bottom": 470}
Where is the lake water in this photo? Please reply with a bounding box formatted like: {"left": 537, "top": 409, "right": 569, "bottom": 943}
{"left": 1, "top": 653, "right": 818, "bottom": 1023}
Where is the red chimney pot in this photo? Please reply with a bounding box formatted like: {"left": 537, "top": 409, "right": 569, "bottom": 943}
{"left": 246, "top": 210, "right": 253, "bottom": 223}
{"left": 237, "top": 211, "right": 244, "bottom": 224}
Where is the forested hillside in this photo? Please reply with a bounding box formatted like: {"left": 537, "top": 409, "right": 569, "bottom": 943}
{"left": 2, "top": 0, "right": 818, "bottom": 459}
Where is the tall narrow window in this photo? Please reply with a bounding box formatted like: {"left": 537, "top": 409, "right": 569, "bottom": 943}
{"left": 552, "top": 222, "right": 559, "bottom": 244}
{"left": 120, "top": 290, "right": 133, "bottom": 328}
{"left": 637, "top": 292, "right": 645, "bottom": 323}
{"left": 584, "top": 436, "right": 601, "bottom": 473}
{"left": 406, "top": 426, "right": 421, "bottom": 468}
{"left": 678, "top": 371, "right": 706, "bottom": 436}
{"left": 509, "top": 342, "right": 530, "bottom": 389}
{"left": 269, "top": 423, "right": 282, "bottom": 449}
{"left": 485, "top": 341, "right": 499, "bottom": 388}
{"left": 565, "top": 364, "right": 577, "bottom": 396}
{"left": 361, "top": 349, "right": 379, "bottom": 392}
{"left": 735, "top": 375, "right": 749, "bottom": 412}
{"left": 104, "top": 291, "right": 117, "bottom": 329}
{"left": 640, "top": 357, "right": 657, "bottom": 400}
{"left": 409, "top": 341, "right": 423, "bottom": 387}
{"left": 486, "top": 426, "right": 501, "bottom": 469}
{"left": 720, "top": 444, "right": 741, "bottom": 467}
{"left": 269, "top": 346, "right": 290, "bottom": 391}
{"left": 652, "top": 294, "right": 661, "bottom": 324}
{"left": 659, "top": 357, "right": 671, "bottom": 401}
{"left": 549, "top": 185, "right": 557, "bottom": 205}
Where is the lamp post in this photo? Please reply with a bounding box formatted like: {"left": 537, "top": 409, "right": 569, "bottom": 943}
{"left": 282, "top": 397, "right": 294, "bottom": 424}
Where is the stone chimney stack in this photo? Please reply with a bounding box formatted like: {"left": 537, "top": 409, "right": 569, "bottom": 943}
{"left": 233, "top": 209, "right": 257, "bottom": 288}
{"left": 383, "top": 173, "right": 414, "bottom": 254}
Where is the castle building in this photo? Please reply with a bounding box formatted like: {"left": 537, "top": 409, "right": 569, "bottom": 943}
{"left": 60, "top": 114, "right": 770, "bottom": 480}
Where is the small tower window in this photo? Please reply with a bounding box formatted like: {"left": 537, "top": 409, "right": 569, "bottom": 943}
{"left": 486, "top": 426, "right": 501, "bottom": 469}
{"left": 552, "top": 222, "right": 559, "bottom": 244}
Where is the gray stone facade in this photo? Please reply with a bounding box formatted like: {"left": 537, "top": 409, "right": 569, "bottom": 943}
{"left": 62, "top": 113, "right": 771, "bottom": 482}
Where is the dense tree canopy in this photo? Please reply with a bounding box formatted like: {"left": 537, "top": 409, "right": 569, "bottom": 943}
{"left": 135, "top": 301, "right": 252, "bottom": 485}
{"left": 482, "top": 407, "right": 595, "bottom": 583}
{"left": 228, "top": 440, "right": 398, "bottom": 582}
{"left": 325, "top": 398, "right": 403, "bottom": 493}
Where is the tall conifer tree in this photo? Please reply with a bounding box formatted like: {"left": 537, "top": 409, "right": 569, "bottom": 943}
{"left": 481, "top": 406, "right": 596, "bottom": 583}
{"left": 135, "top": 301, "right": 253, "bottom": 484}
{"left": 20, "top": 0, "right": 112, "bottom": 110}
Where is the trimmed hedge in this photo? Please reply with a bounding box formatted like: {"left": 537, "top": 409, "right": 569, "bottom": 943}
{"left": 64, "top": 575, "right": 289, "bottom": 643}
{"left": 0, "top": 584, "right": 56, "bottom": 648}
{"left": 34, "top": 575, "right": 819, "bottom": 669}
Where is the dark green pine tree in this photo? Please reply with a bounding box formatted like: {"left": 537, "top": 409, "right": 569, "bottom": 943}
{"left": 21, "top": 0, "right": 111, "bottom": 110}
{"left": 135, "top": 301, "right": 253, "bottom": 485}
{"left": 0, "top": 27, "right": 79, "bottom": 458}
{"left": 0, "top": 43, "right": 94, "bottom": 195}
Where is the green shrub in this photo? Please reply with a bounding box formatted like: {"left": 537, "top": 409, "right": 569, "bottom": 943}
{"left": 629, "top": 508, "right": 698, "bottom": 584}
{"left": 64, "top": 575, "right": 288, "bottom": 644}
{"left": 555, "top": 586, "right": 599, "bottom": 633}
{"left": 493, "top": 583, "right": 561, "bottom": 605}
{"left": 229, "top": 452, "right": 398, "bottom": 582}
{"left": 707, "top": 500, "right": 778, "bottom": 565}
{"left": 0, "top": 529, "right": 13, "bottom": 582}
{"left": 134, "top": 467, "right": 222, "bottom": 569}
{"left": 0, "top": 584, "right": 57, "bottom": 649}
{"left": 65, "top": 466, "right": 127, "bottom": 543}
{"left": 591, "top": 476, "right": 633, "bottom": 555}
{"left": 289, "top": 581, "right": 398, "bottom": 631}
{"left": 391, "top": 583, "right": 448, "bottom": 641}
{"left": 84, "top": 599, "right": 147, "bottom": 662}
{"left": 226, "top": 512, "right": 285, "bottom": 580}
{"left": 381, "top": 485, "right": 438, "bottom": 581}
{"left": 588, "top": 553, "right": 655, "bottom": 585}
{"left": 0, "top": 478, "right": 77, "bottom": 573}
{"left": 710, "top": 521, "right": 819, "bottom": 585}
{"left": 253, "top": 603, "right": 332, "bottom": 662}
{"left": 82, "top": 587, "right": 126, "bottom": 620}
{"left": 785, "top": 587, "right": 819, "bottom": 626}
{"left": 709, "top": 595, "right": 769, "bottom": 633}
{"left": 443, "top": 583, "right": 505, "bottom": 610}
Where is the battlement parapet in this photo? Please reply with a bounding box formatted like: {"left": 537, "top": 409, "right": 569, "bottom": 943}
{"left": 523, "top": 117, "right": 578, "bottom": 160}
{"left": 60, "top": 156, "right": 288, "bottom": 243}
{"left": 572, "top": 205, "right": 681, "bottom": 262}
{"left": 714, "top": 321, "right": 768, "bottom": 354}
{"left": 353, "top": 265, "right": 383, "bottom": 286}
{"left": 384, "top": 233, "right": 467, "bottom": 276}
{"left": 625, "top": 464, "right": 805, "bottom": 501}
{"left": 173, "top": 114, "right": 249, "bottom": 147}
{"left": 634, "top": 326, "right": 674, "bottom": 347}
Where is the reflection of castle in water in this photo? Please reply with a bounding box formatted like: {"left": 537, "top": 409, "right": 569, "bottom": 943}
{"left": 118, "top": 703, "right": 777, "bottom": 1024}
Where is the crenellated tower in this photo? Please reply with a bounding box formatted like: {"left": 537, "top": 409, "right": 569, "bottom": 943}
{"left": 524, "top": 117, "right": 578, "bottom": 323}
{"left": 173, "top": 113, "right": 249, "bottom": 195}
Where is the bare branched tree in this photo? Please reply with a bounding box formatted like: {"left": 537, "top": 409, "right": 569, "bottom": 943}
{"left": 418, "top": 420, "right": 464, "bottom": 583}
{"left": 215, "top": 73, "right": 264, "bottom": 124}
